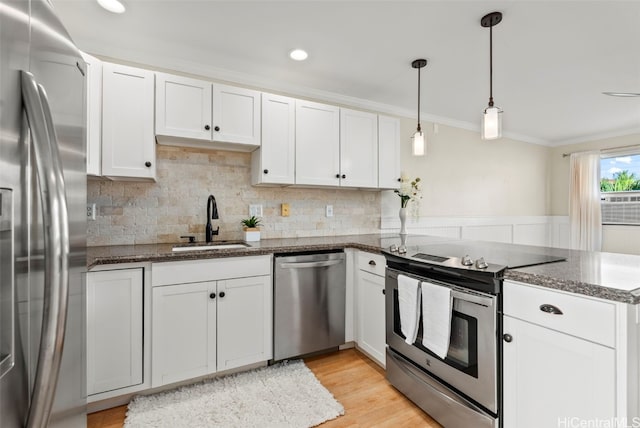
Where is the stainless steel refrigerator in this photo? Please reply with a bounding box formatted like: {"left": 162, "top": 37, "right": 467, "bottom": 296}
{"left": 0, "top": 0, "right": 87, "bottom": 427}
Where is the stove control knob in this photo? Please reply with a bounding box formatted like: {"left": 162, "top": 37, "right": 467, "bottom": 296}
{"left": 398, "top": 245, "right": 407, "bottom": 254}
{"left": 461, "top": 255, "right": 473, "bottom": 266}
{"left": 389, "top": 244, "right": 398, "bottom": 252}
{"left": 475, "top": 257, "right": 489, "bottom": 269}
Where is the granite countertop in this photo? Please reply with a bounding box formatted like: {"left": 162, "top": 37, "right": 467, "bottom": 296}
{"left": 87, "top": 234, "right": 640, "bottom": 304}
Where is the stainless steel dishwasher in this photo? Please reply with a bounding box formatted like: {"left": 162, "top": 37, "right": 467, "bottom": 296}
{"left": 273, "top": 251, "right": 346, "bottom": 361}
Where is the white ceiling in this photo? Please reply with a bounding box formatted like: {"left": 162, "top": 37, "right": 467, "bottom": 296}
{"left": 52, "top": 0, "right": 640, "bottom": 146}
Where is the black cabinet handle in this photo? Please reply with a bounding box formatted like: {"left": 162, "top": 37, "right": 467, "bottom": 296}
{"left": 335, "top": 174, "right": 340, "bottom": 179}
{"left": 503, "top": 334, "right": 513, "bottom": 343}
{"left": 219, "top": 291, "right": 226, "bottom": 298}
{"left": 204, "top": 125, "right": 210, "bottom": 130}
{"left": 397, "top": 178, "right": 401, "bottom": 182}
{"left": 209, "top": 293, "right": 216, "bottom": 299}
{"left": 145, "top": 161, "right": 152, "bottom": 167}
{"left": 341, "top": 174, "right": 346, "bottom": 179}
{"left": 368, "top": 260, "right": 376, "bottom": 266}
{"left": 382, "top": 289, "right": 386, "bottom": 295}
{"left": 264, "top": 169, "right": 269, "bottom": 174}
{"left": 539, "top": 304, "right": 563, "bottom": 315}
{"left": 214, "top": 126, "right": 220, "bottom": 132}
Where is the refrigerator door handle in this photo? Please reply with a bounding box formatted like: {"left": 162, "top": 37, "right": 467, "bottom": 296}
{"left": 20, "top": 70, "right": 70, "bottom": 428}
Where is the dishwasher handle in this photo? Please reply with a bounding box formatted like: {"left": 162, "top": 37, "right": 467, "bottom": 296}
{"left": 279, "top": 260, "right": 343, "bottom": 269}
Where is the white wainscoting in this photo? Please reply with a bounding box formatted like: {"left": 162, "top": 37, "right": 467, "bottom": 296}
{"left": 380, "top": 216, "right": 571, "bottom": 249}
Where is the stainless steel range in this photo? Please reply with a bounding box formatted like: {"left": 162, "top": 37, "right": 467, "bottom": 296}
{"left": 382, "top": 241, "right": 566, "bottom": 428}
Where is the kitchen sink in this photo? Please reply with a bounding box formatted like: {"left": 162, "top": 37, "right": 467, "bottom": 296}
{"left": 171, "top": 242, "right": 251, "bottom": 252}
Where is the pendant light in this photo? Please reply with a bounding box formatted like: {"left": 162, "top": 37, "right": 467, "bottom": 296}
{"left": 481, "top": 12, "right": 503, "bottom": 140}
{"left": 411, "top": 59, "right": 427, "bottom": 156}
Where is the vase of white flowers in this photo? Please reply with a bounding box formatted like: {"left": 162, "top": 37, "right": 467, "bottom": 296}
{"left": 394, "top": 177, "right": 422, "bottom": 235}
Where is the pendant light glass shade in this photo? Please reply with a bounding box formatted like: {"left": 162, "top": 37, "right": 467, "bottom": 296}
{"left": 411, "top": 59, "right": 427, "bottom": 157}
{"left": 482, "top": 106, "right": 502, "bottom": 140}
{"left": 412, "top": 130, "right": 425, "bottom": 156}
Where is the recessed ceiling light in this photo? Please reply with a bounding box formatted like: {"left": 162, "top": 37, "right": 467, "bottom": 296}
{"left": 289, "top": 49, "right": 308, "bottom": 61}
{"left": 97, "top": 0, "right": 126, "bottom": 14}
{"left": 602, "top": 92, "right": 640, "bottom": 97}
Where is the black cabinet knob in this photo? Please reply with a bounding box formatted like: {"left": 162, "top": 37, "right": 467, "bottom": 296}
{"left": 335, "top": 174, "right": 340, "bottom": 178}
{"left": 204, "top": 125, "right": 210, "bottom": 130}
{"left": 368, "top": 260, "right": 376, "bottom": 266}
{"left": 264, "top": 169, "right": 269, "bottom": 174}
{"left": 397, "top": 178, "right": 402, "bottom": 182}
{"left": 503, "top": 334, "right": 513, "bottom": 343}
{"left": 341, "top": 174, "right": 346, "bottom": 179}
{"left": 219, "top": 291, "right": 226, "bottom": 298}
{"left": 214, "top": 126, "right": 220, "bottom": 132}
{"left": 209, "top": 293, "right": 216, "bottom": 299}
{"left": 145, "top": 161, "right": 152, "bottom": 167}
{"left": 382, "top": 289, "right": 386, "bottom": 295}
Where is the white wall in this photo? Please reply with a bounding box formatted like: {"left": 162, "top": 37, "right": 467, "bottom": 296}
{"left": 382, "top": 118, "right": 550, "bottom": 219}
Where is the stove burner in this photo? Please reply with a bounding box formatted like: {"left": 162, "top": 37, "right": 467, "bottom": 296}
{"left": 412, "top": 253, "right": 450, "bottom": 263}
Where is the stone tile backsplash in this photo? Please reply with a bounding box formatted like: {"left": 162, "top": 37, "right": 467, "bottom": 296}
{"left": 87, "top": 146, "right": 382, "bottom": 246}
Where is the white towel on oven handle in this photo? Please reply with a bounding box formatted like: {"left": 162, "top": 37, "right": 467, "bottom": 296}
{"left": 397, "top": 274, "right": 421, "bottom": 345}
{"left": 421, "top": 280, "right": 453, "bottom": 359}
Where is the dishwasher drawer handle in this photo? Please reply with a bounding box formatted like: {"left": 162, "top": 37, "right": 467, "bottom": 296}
{"left": 539, "top": 304, "right": 563, "bottom": 315}
{"left": 279, "top": 260, "right": 343, "bottom": 269}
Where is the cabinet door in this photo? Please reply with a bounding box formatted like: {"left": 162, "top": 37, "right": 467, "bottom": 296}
{"left": 101, "top": 63, "right": 155, "bottom": 180}
{"left": 251, "top": 93, "right": 295, "bottom": 185}
{"left": 378, "top": 115, "right": 401, "bottom": 189}
{"left": 217, "top": 275, "right": 272, "bottom": 371}
{"left": 212, "top": 83, "right": 260, "bottom": 146}
{"left": 87, "top": 269, "right": 143, "bottom": 395}
{"left": 81, "top": 52, "right": 102, "bottom": 176}
{"left": 295, "top": 100, "right": 340, "bottom": 186}
{"left": 151, "top": 282, "right": 216, "bottom": 387}
{"left": 357, "top": 270, "right": 386, "bottom": 366}
{"left": 503, "top": 315, "right": 616, "bottom": 428}
{"left": 340, "top": 108, "right": 378, "bottom": 188}
{"left": 155, "top": 73, "right": 212, "bottom": 141}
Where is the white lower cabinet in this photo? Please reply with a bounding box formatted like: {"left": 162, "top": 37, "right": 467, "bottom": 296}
{"left": 356, "top": 252, "right": 386, "bottom": 367}
{"left": 87, "top": 268, "right": 143, "bottom": 396}
{"left": 151, "top": 256, "right": 272, "bottom": 387}
{"left": 502, "top": 280, "right": 619, "bottom": 428}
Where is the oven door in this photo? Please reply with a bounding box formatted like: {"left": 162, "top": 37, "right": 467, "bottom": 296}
{"left": 385, "top": 267, "right": 498, "bottom": 415}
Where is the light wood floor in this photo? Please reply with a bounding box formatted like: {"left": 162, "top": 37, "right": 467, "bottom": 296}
{"left": 87, "top": 348, "right": 441, "bottom": 428}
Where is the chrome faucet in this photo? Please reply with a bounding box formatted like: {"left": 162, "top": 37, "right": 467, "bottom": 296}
{"left": 206, "top": 194, "right": 220, "bottom": 242}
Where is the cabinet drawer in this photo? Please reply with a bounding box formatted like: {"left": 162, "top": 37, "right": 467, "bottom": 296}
{"left": 357, "top": 252, "right": 386, "bottom": 276}
{"left": 152, "top": 255, "right": 271, "bottom": 286}
{"left": 503, "top": 281, "right": 616, "bottom": 347}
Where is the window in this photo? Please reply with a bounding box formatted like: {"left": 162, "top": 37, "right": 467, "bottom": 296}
{"left": 600, "top": 153, "right": 640, "bottom": 225}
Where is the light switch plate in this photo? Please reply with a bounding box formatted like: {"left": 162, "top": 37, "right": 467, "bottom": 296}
{"left": 281, "top": 203, "right": 290, "bottom": 217}
{"left": 249, "top": 204, "right": 263, "bottom": 217}
{"left": 86, "top": 203, "right": 96, "bottom": 221}
{"left": 326, "top": 205, "right": 333, "bottom": 217}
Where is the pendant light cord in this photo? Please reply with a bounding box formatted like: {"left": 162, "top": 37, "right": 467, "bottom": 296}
{"left": 417, "top": 66, "right": 422, "bottom": 132}
{"left": 489, "top": 24, "right": 494, "bottom": 107}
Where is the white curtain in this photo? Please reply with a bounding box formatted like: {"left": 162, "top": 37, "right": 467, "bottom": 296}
{"left": 569, "top": 152, "right": 602, "bottom": 251}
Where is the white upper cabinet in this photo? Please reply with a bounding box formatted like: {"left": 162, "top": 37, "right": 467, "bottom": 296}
{"left": 378, "top": 115, "right": 402, "bottom": 189}
{"left": 81, "top": 52, "right": 102, "bottom": 177}
{"left": 155, "top": 73, "right": 212, "bottom": 141}
{"left": 251, "top": 93, "right": 295, "bottom": 185}
{"left": 155, "top": 73, "right": 260, "bottom": 151}
{"left": 212, "top": 83, "right": 260, "bottom": 147}
{"left": 295, "top": 100, "right": 341, "bottom": 186}
{"left": 340, "top": 108, "right": 378, "bottom": 188}
{"left": 101, "top": 63, "right": 156, "bottom": 180}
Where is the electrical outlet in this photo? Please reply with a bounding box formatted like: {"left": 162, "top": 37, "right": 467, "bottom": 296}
{"left": 86, "top": 203, "right": 96, "bottom": 221}
{"left": 281, "top": 203, "right": 290, "bottom": 217}
{"left": 249, "top": 204, "right": 263, "bottom": 217}
{"left": 326, "top": 205, "right": 333, "bottom": 217}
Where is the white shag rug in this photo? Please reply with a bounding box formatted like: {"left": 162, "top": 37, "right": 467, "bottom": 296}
{"left": 124, "top": 360, "right": 344, "bottom": 428}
